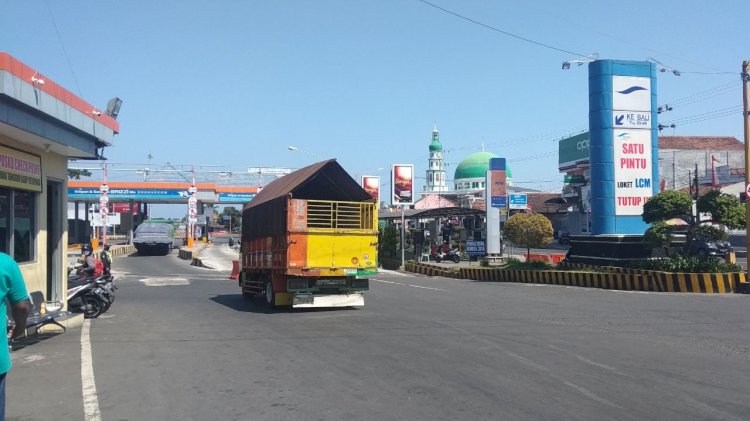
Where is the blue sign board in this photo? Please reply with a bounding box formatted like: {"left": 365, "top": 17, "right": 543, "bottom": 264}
{"left": 465, "top": 240, "right": 486, "bottom": 257}
{"left": 508, "top": 194, "right": 527, "bottom": 210}
{"left": 491, "top": 195, "right": 507, "bottom": 208}
{"left": 68, "top": 188, "right": 186, "bottom": 200}
{"left": 218, "top": 192, "right": 256, "bottom": 203}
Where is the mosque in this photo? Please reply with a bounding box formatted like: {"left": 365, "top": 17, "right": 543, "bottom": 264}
{"left": 414, "top": 126, "right": 530, "bottom": 211}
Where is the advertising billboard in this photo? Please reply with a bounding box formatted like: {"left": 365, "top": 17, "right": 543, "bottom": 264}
{"left": 391, "top": 164, "right": 414, "bottom": 205}
{"left": 361, "top": 175, "right": 380, "bottom": 200}
{"left": 488, "top": 158, "right": 507, "bottom": 209}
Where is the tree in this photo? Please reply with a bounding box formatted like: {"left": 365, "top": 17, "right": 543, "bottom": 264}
{"left": 696, "top": 190, "right": 745, "bottom": 229}
{"left": 67, "top": 168, "right": 92, "bottom": 179}
{"left": 642, "top": 189, "right": 743, "bottom": 255}
{"left": 220, "top": 207, "right": 242, "bottom": 232}
{"left": 642, "top": 190, "right": 692, "bottom": 223}
{"left": 503, "top": 212, "right": 554, "bottom": 257}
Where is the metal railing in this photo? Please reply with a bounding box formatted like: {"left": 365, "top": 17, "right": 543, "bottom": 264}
{"left": 306, "top": 200, "right": 375, "bottom": 230}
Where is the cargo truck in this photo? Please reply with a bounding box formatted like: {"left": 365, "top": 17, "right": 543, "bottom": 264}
{"left": 239, "top": 160, "right": 378, "bottom": 308}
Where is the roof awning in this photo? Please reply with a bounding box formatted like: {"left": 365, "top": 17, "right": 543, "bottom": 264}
{"left": 379, "top": 207, "right": 484, "bottom": 220}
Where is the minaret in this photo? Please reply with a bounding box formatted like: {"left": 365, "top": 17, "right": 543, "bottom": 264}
{"left": 425, "top": 125, "right": 447, "bottom": 192}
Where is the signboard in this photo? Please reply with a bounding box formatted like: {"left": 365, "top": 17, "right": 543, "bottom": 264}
{"left": 564, "top": 175, "right": 586, "bottom": 185}
{"left": 0, "top": 145, "right": 42, "bottom": 192}
{"left": 612, "top": 76, "right": 651, "bottom": 111}
{"left": 580, "top": 185, "right": 591, "bottom": 213}
{"left": 195, "top": 215, "right": 208, "bottom": 225}
{"left": 361, "top": 175, "right": 380, "bottom": 200}
{"left": 613, "top": 111, "right": 651, "bottom": 128}
{"left": 489, "top": 158, "right": 507, "bottom": 209}
{"left": 89, "top": 212, "right": 121, "bottom": 227}
{"left": 558, "top": 132, "right": 589, "bottom": 169}
{"left": 222, "top": 215, "right": 231, "bottom": 221}
{"left": 218, "top": 192, "right": 256, "bottom": 203}
{"left": 509, "top": 194, "right": 528, "bottom": 210}
{"left": 112, "top": 203, "right": 139, "bottom": 214}
{"left": 465, "top": 240, "right": 486, "bottom": 257}
{"left": 613, "top": 130, "right": 653, "bottom": 215}
{"left": 68, "top": 188, "right": 186, "bottom": 200}
{"left": 391, "top": 164, "right": 414, "bottom": 205}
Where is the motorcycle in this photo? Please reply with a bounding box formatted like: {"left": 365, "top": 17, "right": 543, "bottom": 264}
{"left": 68, "top": 273, "right": 116, "bottom": 318}
{"left": 435, "top": 248, "right": 461, "bottom": 263}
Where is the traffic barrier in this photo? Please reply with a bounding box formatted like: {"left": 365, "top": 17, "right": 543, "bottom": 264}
{"left": 230, "top": 260, "right": 240, "bottom": 280}
{"left": 403, "top": 262, "right": 745, "bottom": 294}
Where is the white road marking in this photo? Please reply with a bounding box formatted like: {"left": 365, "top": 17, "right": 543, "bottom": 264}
{"left": 81, "top": 319, "right": 102, "bottom": 421}
{"left": 139, "top": 277, "right": 190, "bottom": 286}
{"left": 372, "top": 279, "right": 448, "bottom": 291}
{"left": 375, "top": 269, "right": 408, "bottom": 277}
{"left": 563, "top": 380, "right": 623, "bottom": 409}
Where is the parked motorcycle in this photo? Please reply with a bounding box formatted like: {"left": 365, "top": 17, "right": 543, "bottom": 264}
{"left": 435, "top": 248, "right": 461, "bottom": 263}
{"left": 67, "top": 273, "right": 116, "bottom": 318}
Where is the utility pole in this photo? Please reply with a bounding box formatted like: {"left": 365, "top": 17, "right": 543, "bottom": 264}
{"left": 742, "top": 60, "right": 749, "bottom": 271}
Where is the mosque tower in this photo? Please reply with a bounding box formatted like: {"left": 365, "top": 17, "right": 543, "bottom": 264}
{"left": 424, "top": 125, "right": 447, "bottom": 192}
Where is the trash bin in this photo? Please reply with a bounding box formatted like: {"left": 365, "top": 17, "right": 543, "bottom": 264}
{"left": 228, "top": 237, "right": 235, "bottom": 247}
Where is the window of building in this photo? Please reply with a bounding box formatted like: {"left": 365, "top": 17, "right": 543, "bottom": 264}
{"left": 0, "top": 188, "right": 36, "bottom": 262}
{"left": 472, "top": 182, "right": 479, "bottom": 188}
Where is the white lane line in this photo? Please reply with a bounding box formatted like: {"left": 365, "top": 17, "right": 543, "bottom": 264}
{"left": 375, "top": 269, "right": 409, "bottom": 277}
{"left": 372, "top": 279, "right": 448, "bottom": 291}
{"left": 563, "top": 380, "right": 623, "bottom": 409}
{"left": 81, "top": 319, "right": 102, "bottom": 421}
{"left": 138, "top": 277, "right": 190, "bottom": 286}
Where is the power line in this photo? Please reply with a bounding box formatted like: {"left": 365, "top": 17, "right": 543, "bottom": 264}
{"left": 43, "top": 0, "right": 83, "bottom": 97}
{"left": 415, "top": 0, "right": 584, "bottom": 56}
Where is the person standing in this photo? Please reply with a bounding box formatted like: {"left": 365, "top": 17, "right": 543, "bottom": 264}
{"left": 1, "top": 252, "right": 30, "bottom": 420}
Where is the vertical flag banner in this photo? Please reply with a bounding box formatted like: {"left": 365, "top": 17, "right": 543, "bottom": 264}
{"left": 391, "top": 164, "right": 414, "bottom": 206}
{"left": 361, "top": 175, "right": 380, "bottom": 200}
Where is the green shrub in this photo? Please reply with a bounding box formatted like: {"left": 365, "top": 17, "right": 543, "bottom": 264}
{"left": 504, "top": 257, "right": 554, "bottom": 271}
{"left": 628, "top": 255, "right": 742, "bottom": 273}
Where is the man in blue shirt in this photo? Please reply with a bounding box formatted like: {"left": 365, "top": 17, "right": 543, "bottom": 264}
{"left": 0, "top": 252, "right": 29, "bottom": 420}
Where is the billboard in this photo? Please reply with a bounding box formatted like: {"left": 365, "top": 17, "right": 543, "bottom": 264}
{"left": 558, "top": 132, "right": 590, "bottom": 170}
{"left": 589, "top": 61, "right": 658, "bottom": 234}
{"left": 391, "top": 164, "right": 414, "bottom": 205}
{"left": 361, "top": 175, "right": 380, "bottom": 200}
{"left": 488, "top": 158, "right": 507, "bottom": 209}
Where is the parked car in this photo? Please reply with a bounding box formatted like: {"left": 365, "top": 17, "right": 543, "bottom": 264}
{"left": 687, "top": 239, "right": 733, "bottom": 258}
{"left": 133, "top": 222, "right": 175, "bottom": 256}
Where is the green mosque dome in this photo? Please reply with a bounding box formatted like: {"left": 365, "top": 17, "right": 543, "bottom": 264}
{"left": 453, "top": 151, "right": 512, "bottom": 180}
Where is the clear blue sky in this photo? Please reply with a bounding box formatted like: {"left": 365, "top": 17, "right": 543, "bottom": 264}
{"left": 2, "top": 1, "right": 747, "bottom": 216}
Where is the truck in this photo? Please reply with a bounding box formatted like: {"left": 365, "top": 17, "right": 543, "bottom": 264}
{"left": 239, "top": 159, "right": 378, "bottom": 308}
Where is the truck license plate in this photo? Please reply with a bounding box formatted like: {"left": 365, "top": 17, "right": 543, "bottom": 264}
{"left": 318, "top": 279, "right": 345, "bottom": 286}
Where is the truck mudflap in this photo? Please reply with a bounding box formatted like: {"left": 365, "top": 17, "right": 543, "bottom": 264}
{"left": 292, "top": 292, "right": 364, "bottom": 308}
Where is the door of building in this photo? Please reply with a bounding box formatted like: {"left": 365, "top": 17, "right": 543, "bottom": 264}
{"left": 46, "top": 179, "right": 63, "bottom": 302}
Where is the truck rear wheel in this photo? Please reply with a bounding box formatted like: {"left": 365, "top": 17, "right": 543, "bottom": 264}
{"left": 264, "top": 280, "right": 275, "bottom": 307}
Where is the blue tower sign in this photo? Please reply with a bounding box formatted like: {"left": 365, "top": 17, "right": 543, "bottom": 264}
{"left": 589, "top": 60, "right": 659, "bottom": 235}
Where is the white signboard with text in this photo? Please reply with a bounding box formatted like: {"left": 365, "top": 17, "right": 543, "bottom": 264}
{"left": 613, "top": 130, "right": 652, "bottom": 215}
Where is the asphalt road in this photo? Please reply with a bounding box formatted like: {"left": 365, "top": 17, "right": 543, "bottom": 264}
{"left": 7, "top": 251, "right": 750, "bottom": 420}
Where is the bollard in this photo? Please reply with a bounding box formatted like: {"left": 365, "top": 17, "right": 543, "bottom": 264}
{"left": 726, "top": 251, "right": 736, "bottom": 264}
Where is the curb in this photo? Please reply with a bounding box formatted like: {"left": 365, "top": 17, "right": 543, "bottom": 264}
{"left": 406, "top": 262, "right": 745, "bottom": 294}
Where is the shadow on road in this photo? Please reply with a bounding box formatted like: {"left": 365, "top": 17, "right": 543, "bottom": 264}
{"left": 209, "top": 294, "right": 361, "bottom": 314}
{"left": 10, "top": 332, "right": 62, "bottom": 352}
{"left": 209, "top": 294, "right": 280, "bottom": 314}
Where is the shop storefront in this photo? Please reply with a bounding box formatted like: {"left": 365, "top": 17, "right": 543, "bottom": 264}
{"left": 0, "top": 52, "right": 119, "bottom": 305}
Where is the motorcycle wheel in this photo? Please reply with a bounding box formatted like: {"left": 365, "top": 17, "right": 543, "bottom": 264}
{"left": 435, "top": 255, "right": 442, "bottom": 263}
{"left": 83, "top": 296, "right": 104, "bottom": 318}
{"left": 452, "top": 254, "right": 461, "bottom": 263}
